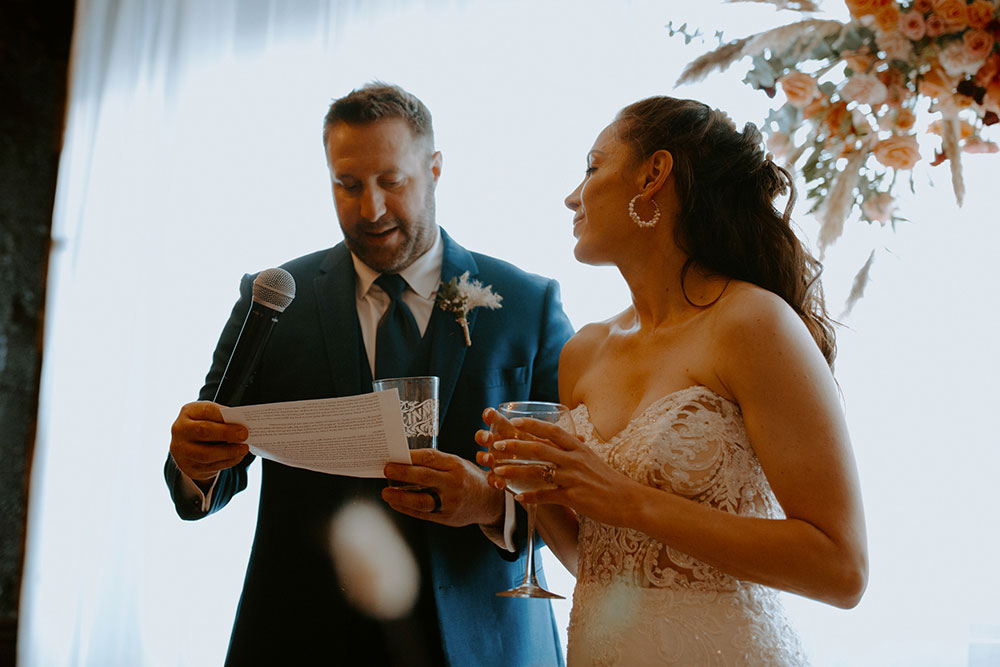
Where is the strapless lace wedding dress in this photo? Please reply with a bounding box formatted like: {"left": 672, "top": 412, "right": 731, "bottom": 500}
{"left": 566, "top": 386, "right": 808, "bottom": 666}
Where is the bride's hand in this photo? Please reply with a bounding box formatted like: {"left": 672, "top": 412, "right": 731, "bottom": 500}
{"left": 474, "top": 408, "right": 548, "bottom": 491}
{"left": 478, "top": 409, "right": 644, "bottom": 527}
{"left": 474, "top": 407, "right": 578, "bottom": 492}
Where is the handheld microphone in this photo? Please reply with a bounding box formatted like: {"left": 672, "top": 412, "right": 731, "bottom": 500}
{"left": 213, "top": 267, "right": 296, "bottom": 406}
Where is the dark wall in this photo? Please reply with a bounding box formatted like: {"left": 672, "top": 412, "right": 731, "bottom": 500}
{"left": 0, "top": 1, "right": 75, "bottom": 664}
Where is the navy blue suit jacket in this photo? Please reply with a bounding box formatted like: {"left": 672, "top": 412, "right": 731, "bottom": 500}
{"left": 165, "top": 230, "right": 574, "bottom": 666}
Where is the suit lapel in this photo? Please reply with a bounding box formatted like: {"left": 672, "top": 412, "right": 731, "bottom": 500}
{"left": 314, "top": 243, "right": 366, "bottom": 397}
{"left": 429, "top": 230, "right": 480, "bottom": 426}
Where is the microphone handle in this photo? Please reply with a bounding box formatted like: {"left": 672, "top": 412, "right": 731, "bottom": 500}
{"left": 213, "top": 301, "right": 280, "bottom": 407}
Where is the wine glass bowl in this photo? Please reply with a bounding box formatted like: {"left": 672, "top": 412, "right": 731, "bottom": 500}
{"left": 490, "top": 400, "right": 575, "bottom": 599}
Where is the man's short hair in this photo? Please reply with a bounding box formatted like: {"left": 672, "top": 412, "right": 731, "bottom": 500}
{"left": 323, "top": 82, "right": 434, "bottom": 149}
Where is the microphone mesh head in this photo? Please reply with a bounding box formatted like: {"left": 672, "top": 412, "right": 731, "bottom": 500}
{"left": 252, "top": 268, "right": 296, "bottom": 312}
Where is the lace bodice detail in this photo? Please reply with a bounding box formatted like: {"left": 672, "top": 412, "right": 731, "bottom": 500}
{"left": 571, "top": 385, "right": 783, "bottom": 592}
{"left": 566, "top": 385, "right": 808, "bottom": 666}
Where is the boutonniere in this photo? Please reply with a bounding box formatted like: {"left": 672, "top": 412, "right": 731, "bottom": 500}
{"left": 435, "top": 271, "right": 503, "bottom": 346}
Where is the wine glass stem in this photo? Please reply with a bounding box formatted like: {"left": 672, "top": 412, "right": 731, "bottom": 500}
{"left": 523, "top": 502, "right": 539, "bottom": 586}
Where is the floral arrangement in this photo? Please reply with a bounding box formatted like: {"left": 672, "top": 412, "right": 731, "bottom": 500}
{"left": 435, "top": 272, "right": 503, "bottom": 346}
{"left": 676, "top": 0, "right": 1000, "bottom": 305}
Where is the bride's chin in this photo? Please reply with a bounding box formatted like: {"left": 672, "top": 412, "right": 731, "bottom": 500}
{"left": 572, "top": 244, "right": 608, "bottom": 266}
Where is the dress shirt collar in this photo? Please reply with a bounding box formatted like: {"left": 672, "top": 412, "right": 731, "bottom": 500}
{"left": 351, "top": 227, "right": 443, "bottom": 300}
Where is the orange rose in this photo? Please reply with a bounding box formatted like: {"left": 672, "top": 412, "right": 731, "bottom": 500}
{"left": 985, "top": 80, "right": 1000, "bottom": 113}
{"left": 932, "top": 0, "right": 968, "bottom": 30}
{"left": 966, "top": 0, "right": 995, "bottom": 30}
{"left": 895, "top": 108, "right": 916, "bottom": 131}
{"left": 884, "top": 84, "right": 911, "bottom": 108}
{"left": 874, "top": 134, "right": 922, "bottom": 169}
{"left": 964, "top": 29, "right": 996, "bottom": 61}
{"left": 802, "top": 96, "right": 827, "bottom": 119}
{"left": 778, "top": 70, "right": 820, "bottom": 108}
{"left": 977, "top": 53, "right": 1000, "bottom": 87}
{"left": 877, "top": 67, "right": 905, "bottom": 88}
{"left": 844, "top": 50, "right": 874, "bottom": 73}
{"left": 846, "top": 0, "right": 879, "bottom": 17}
{"left": 914, "top": 0, "right": 933, "bottom": 12}
{"left": 876, "top": 5, "right": 902, "bottom": 31}
{"left": 825, "top": 101, "right": 851, "bottom": 134}
{"left": 918, "top": 65, "right": 957, "bottom": 99}
{"left": 927, "top": 119, "right": 976, "bottom": 138}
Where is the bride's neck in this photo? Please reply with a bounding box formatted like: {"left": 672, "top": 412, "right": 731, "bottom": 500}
{"left": 619, "top": 251, "right": 724, "bottom": 330}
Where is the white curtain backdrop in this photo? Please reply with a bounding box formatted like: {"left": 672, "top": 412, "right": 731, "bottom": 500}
{"left": 21, "top": 0, "right": 1000, "bottom": 665}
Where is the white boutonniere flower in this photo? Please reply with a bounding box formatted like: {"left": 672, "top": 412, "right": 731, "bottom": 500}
{"left": 435, "top": 271, "right": 503, "bottom": 346}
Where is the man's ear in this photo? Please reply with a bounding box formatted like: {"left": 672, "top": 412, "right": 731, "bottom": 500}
{"left": 430, "top": 151, "right": 443, "bottom": 184}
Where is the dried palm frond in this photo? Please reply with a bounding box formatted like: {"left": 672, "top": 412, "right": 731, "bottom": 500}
{"left": 940, "top": 116, "right": 965, "bottom": 207}
{"left": 725, "top": 0, "right": 822, "bottom": 10}
{"left": 744, "top": 19, "right": 844, "bottom": 60}
{"left": 841, "top": 250, "right": 876, "bottom": 317}
{"left": 676, "top": 37, "right": 751, "bottom": 85}
{"left": 676, "top": 19, "right": 843, "bottom": 86}
{"left": 817, "top": 150, "right": 866, "bottom": 255}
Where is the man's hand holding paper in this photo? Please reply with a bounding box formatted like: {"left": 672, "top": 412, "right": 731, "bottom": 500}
{"left": 218, "top": 390, "right": 410, "bottom": 478}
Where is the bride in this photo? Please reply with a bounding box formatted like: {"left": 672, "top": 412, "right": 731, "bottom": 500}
{"left": 478, "top": 96, "right": 868, "bottom": 666}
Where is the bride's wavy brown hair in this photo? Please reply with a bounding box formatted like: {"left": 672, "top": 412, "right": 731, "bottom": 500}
{"left": 616, "top": 96, "right": 837, "bottom": 367}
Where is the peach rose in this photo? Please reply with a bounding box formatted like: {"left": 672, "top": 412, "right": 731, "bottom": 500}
{"left": 899, "top": 10, "right": 927, "bottom": 40}
{"left": 895, "top": 107, "right": 917, "bottom": 130}
{"left": 932, "top": 0, "right": 968, "bottom": 30}
{"left": 874, "top": 134, "right": 922, "bottom": 169}
{"left": 927, "top": 119, "right": 976, "bottom": 137}
{"left": 940, "top": 39, "right": 986, "bottom": 77}
{"left": 842, "top": 72, "right": 889, "bottom": 105}
{"left": 766, "top": 131, "right": 793, "bottom": 159}
{"left": 962, "top": 136, "right": 1000, "bottom": 153}
{"left": 861, "top": 191, "right": 896, "bottom": 223}
{"left": 925, "top": 13, "right": 947, "bottom": 37}
{"left": 964, "top": 29, "right": 996, "bottom": 61}
{"left": 966, "top": 0, "right": 996, "bottom": 29}
{"left": 852, "top": 108, "right": 875, "bottom": 133}
{"left": 914, "top": 0, "right": 933, "bottom": 12}
{"left": 779, "top": 70, "right": 820, "bottom": 108}
{"left": 876, "top": 30, "right": 913, "bottom": 61}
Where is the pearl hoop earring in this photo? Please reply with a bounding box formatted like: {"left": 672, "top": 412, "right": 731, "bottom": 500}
{"left": 628, "top": 194, "right": 660, "bottom": 228}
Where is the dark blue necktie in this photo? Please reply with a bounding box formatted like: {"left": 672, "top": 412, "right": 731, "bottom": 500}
{"left": 374, "top": 273, "right": 420, "bottom": 380}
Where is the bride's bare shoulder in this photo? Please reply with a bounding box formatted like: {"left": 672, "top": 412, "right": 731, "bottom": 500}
{"left": 558, "top": 313, "right": 623, "bottom": 401}
{"left": 562, "top": 309, "right": 627, "bottom": 357}
{"left": 713, "top": 280, "right": 817, "bottom": 352}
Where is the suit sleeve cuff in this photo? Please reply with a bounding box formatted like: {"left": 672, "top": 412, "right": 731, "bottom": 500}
{"left": 479, "top": 493, "right": 516, "bottom": 552}
{"left": 179, "top": 471, "right": 219, "bottom": 514}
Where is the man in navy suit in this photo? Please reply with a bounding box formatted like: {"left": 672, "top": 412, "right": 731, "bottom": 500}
{"left": 165, "top": 83, "right": 573, "bottom": 666}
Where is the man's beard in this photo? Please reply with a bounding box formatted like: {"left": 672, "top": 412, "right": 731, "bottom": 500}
{"left": 347, "top": 188, "right": 436, "bottom": 274}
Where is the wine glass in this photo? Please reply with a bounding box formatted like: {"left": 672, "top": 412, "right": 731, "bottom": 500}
{"left": 491, "top": 400, "right": 575, "bottom": 599}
